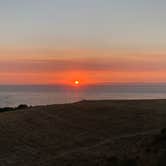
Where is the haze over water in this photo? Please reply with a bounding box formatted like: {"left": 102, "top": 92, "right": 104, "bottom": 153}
{"left": 0, "top": 83, "right": 166, "bottom": 107}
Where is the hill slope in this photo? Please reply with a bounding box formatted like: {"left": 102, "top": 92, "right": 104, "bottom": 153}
{"left": 0, "top": 100, "right": 166, "bottom": 165}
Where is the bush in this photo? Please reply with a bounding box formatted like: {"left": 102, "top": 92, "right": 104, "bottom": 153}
{"left": 0, "top": 107, "right": 14, "bottom": 112}
{"left": 16, "top": 104, "right": 29, "bottom": 110}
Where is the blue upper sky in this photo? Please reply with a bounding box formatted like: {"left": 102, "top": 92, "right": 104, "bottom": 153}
{"left": 0, "top": 0, "right": 166, "bottom": 51}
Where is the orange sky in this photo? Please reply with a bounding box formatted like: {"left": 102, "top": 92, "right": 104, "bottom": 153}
{"left": 1, "top": 47, "right": 166, "bottom": 85}
{"left": 1, "top": 1, "right": 166, "bottom": 85}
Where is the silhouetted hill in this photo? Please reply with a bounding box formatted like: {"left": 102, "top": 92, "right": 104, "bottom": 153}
{"left": 0, "top": 100, "right": 165, "bottom": 165}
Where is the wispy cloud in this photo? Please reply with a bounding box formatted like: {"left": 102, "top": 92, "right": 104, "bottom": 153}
{"left": 1, "top": 54, "right": 166, "bottom": 73}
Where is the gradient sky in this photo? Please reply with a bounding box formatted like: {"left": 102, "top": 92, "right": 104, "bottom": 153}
{"left": 1, "top": 0, "right": 166, "bottom": 84}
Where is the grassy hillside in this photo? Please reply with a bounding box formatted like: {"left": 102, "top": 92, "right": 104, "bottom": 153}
{"left": 0, "top": 100, "right": 166, "bottom": 165}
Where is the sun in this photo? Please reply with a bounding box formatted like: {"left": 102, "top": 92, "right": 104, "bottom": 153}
{"left": 74, "top": 80, "right": 80, "bottom": 85}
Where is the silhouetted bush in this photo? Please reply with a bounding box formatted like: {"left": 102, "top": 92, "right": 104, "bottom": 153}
{"left": 0, "top": 104, "right": 29, "bottom": 113}
{"left": 0, "top": 107, "right": 14, "bottom": 112}
{"left": 16, "top": 104, "right": 28, "bottom": 110}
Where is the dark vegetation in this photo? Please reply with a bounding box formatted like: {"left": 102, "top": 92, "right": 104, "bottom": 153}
{"left": 0, "top": 104, "right": 29, "bottom": 112}
{"left": 16, "top": 104, "right": 29, "bottom": 110}
{"left": 0, "top": 100, "right": 165, "bottom": 165}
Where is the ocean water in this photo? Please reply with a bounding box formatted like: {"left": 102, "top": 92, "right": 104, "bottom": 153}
{"left": 0, "top": 84, "right": 166, "bottom": 107}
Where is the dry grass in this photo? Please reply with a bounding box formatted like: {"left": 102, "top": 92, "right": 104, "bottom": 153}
{"left": 0, "top": 100, "right": 166, "bottom": 165}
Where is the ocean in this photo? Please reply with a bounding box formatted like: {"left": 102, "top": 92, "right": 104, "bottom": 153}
{"left": 0, "top": 83, "right": 166, "bottom": 107}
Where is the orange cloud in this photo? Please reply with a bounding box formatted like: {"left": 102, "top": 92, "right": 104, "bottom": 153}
{"left": 1, "top": 47, "right": 166, "bottom": 84}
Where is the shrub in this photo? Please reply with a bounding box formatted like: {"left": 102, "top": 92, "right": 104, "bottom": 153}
{"left": 16, "top": 104, "right": 29, "bottom": 110}
{"left": 0, "top": 107, "right": 14, "bottom": 112}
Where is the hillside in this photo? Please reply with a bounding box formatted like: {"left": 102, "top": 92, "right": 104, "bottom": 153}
{"left": 0, "top": 100, "right": 166, "bottom": 165}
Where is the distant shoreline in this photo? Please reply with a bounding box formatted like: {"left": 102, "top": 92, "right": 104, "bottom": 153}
{"left": 1, "top": 99, "right": 166, "bottom": 112}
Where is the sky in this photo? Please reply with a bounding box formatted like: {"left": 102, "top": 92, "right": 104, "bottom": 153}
{"left": 1, "top": 0, "right": 166, "bottom": 84}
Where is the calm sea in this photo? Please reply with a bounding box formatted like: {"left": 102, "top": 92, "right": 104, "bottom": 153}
{"left": 0, "top": 84, "right": 166, "bottom": 107}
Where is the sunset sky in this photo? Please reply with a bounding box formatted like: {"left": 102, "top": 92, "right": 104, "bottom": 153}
{"left": 1, "top": 0, "right": 166, "bottom": 84}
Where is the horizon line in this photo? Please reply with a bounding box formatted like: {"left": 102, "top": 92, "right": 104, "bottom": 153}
{"left": 1, "top": 82, "right": 166, "bottom": 86}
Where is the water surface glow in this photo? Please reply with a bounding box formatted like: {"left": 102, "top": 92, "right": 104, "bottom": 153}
{"left": 0, "top": 83, "right": 166, "bottom": 107}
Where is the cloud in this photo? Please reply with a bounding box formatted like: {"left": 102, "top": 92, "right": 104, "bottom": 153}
{"left": 0, "top": 47, "right": 166, "bottom": 73}
{"left": 0, "top": 55, "right": 166, "bottom": 73}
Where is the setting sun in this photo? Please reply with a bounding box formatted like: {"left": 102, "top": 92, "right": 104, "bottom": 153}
{"left": 74, "top": 80, "right": 80, "bottom": 85}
